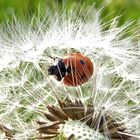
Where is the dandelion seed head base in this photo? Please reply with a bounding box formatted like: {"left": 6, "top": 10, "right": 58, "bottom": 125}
{"left": 61, "top": 120, "right": 104, "bottom": 140}
{"left": 37, "top": 99, "right": 132, "bottom": 140}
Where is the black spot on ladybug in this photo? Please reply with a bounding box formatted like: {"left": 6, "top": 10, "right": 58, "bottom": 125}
{"left": 80, "top": 59, "right": 85, "bottom": 65}
{"left": 66, "top": 66, "right": 71, "bottom": 73}
{"left": 80, "top": 74, "right": 86, "bottom": 80}
{"left": 66, "top": 66, "right": 75, "bottom": 74}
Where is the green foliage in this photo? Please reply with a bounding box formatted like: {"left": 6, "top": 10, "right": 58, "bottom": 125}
{"left": 0, "top": 0, "right": 139, "bottom": 25}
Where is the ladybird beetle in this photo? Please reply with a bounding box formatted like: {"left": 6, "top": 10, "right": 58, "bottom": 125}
{"left": 48, "top": 53, "right": 93, "bottom": 86}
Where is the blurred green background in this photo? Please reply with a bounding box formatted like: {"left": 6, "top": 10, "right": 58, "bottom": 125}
{"left": 0, "top": 0, "right": 140, "bottom": 25}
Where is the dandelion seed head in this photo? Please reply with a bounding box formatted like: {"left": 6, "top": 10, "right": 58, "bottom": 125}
{"left": 0, "top": 6, "right": 140, "bottom": 139}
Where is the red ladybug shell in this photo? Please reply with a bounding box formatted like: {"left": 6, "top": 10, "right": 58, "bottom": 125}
{"left": 62, "top": 53, "right": 93, "bottom": 86}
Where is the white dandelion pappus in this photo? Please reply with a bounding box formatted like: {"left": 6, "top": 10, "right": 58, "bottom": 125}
{"left": 0, "top": 7, "right": 140, "bottom": 139}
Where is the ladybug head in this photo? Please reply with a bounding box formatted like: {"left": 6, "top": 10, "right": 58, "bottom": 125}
{"left": 48, "top": 59, "right": 67, "bottom": 81}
